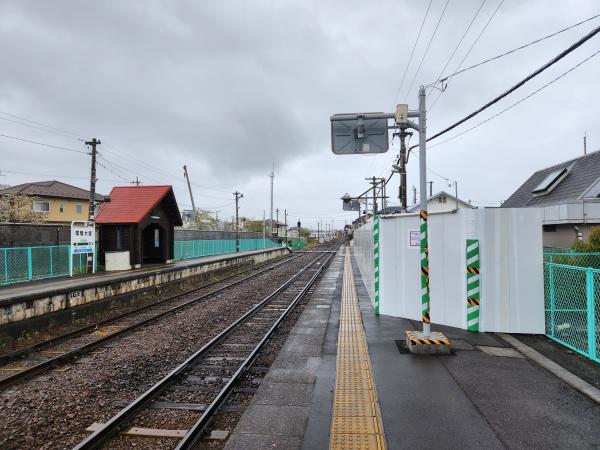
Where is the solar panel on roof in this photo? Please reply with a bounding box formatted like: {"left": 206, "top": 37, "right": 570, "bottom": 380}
{"left": 532, "top": 167, "right": 567, "bottom": 194}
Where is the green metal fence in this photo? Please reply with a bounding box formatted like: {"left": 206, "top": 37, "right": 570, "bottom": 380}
{"left": 290, "top": 238, "right": 305, "bottom": 251}
{"left": 0, "top": 245, "right": 94, "bottom": 286}
{"left": 545, "top": 261, "right": 599, "bottom": 363}
{"left": 173, "top": 238, "right": 280, "bottom": 260}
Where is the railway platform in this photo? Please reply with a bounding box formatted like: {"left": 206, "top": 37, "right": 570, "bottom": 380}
{"left": 0, "top": 247, "right": 288, "bottom": 331}
{"left": 226, "top": 246, "right": 600, "bottom": 450}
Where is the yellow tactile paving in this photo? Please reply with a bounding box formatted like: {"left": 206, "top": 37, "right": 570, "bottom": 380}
{"left": 329, "top": 247, "right": 386, "bottom": 450}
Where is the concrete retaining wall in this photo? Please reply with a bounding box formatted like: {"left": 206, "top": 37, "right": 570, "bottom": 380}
{"left": 0, "top": 248, "right": 289, "bottom": 326}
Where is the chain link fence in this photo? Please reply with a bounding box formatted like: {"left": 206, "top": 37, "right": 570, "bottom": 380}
{"left": 544, "top": 252, "right": 600, "bottom": 269}
{"left": 0, "top": 245, "right": 94, "bottom": 286}
{"left": 545, "top": 260, "right": 599, "bottom": 363}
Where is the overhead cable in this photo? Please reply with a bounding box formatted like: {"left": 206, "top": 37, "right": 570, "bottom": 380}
{"left": 431, "top": 0, "right": 488, "bottom": 84}
{"left": 391, "top": 0, "right": 434, "bottom": 107}
{"left": 428, "top": 23, "right": 600, "bottom": 142}
{"left": 0, "top": 132, "right": 87, "bottom": 154}
{"left": 429, "top": 0, "right": 504, "bottom": 109}
{"left": 438, "top": 13, "right": 600, "bottom": 82}
{"left": 429, "top": 48, "right": 600, "bottom": 148}
{"left": 403, "top": 0, "right": 451, "bottom": 101}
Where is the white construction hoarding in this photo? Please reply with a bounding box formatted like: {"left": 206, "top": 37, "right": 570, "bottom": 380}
{"left": 352, "top": 208, "right": 544, "bottom": 334}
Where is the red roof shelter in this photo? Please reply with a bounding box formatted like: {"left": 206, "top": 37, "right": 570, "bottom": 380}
{"left": 96, "top": 186, "right": 182, "bottom": 268}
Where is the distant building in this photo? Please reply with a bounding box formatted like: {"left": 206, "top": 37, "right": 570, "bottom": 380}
{"left": 0, "top": 180, "right": 106, "bottom": 223}
{"left": 407, "top": 190, "right": 474, "bottom": 214}
{"left": 265, "top": 218, "right": 287, "bottom": 238}
{"left": 503, "top": 150, "right": 600, "bottom": 248}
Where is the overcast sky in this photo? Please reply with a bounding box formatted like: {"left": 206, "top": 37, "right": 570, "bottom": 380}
{"left": 1, "top": 0, "right": 598, "bottom": 230}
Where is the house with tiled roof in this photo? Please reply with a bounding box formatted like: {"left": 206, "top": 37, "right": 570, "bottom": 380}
{"left": 0, "top": 180, "right": 106, "bottom": 223}
{"left": 502, "top": 150, "right": 600, "bottom": 247}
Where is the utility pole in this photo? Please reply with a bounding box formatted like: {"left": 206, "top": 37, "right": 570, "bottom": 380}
{"left": 234, "top": 191, "right": 243, "bottom": 252}
{"left": 263, "top": 210, "right": 266, "bottom": 248}
{"left": 284, "top": 208, "right": 288, "bottom": 245}
{"left": 183, "top": 165, "right": 199, "bottom": 229}
{"left": 85, "top": 138, "right": 100, "bottom": 220}
{"left": 275, "top": 208, "right": 279, "bottom": 237}
{"left": 428, "top": 181, "right": 433, "bottom": 197}
{"left": 317, "top": 221, "right": 320, "bottom": 243}
{"left": 398, "top": 130, "right": 411, "bottom": 212}
{"left": 130, "top": 176, "right": 141, "bottom": 186}
{"left": 366, "top": 177, "right": 378, "bottom": 214}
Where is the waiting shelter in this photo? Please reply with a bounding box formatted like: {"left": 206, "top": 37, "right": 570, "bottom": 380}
{"left": 96, "top": 186, "right": 182, "bottom": 268}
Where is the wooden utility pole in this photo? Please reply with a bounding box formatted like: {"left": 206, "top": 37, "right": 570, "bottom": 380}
{"left": 234, "top": 191, "right": 243, "bottom": 252}
{"left": 85, "top": 138, "right": 100, "bottom": 220}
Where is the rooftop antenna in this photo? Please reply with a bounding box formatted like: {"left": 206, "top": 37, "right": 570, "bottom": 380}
{"left": 584, "top": 132, "right": 587, "bottom": 155}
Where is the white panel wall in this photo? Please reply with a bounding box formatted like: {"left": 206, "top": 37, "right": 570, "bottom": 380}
{"left": 353, "top": 208, "right": 545, "bottom": 333}
{"left": 352, "top": 218, "right": 374, "bottom": 305}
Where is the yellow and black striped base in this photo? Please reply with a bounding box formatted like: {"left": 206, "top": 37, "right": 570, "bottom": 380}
{"left": 404, "top": 330, "right": 452, "bottom": 355}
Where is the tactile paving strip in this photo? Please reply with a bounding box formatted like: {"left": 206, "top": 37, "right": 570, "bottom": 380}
{"left": 329, "top": 247, "right": 386, "bottom": 450}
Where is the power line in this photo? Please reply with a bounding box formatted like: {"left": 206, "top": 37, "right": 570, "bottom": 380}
{"left": 438, "top": 13, "right": 600, "bottom": 82}
{"left": 0, "top": 113, "right": 85, "bottom": 142}
{"left": 0, "top": 110, "right": 87, "bottom": 140}
{"left": 391, "top": 0, "right": 433, "bottom": 107}
{"left": 430, "top": 0, "right": 504, "bottom": 110}
{"left": 431, "top": 0, "right": 487, "bottom": 84}
{"left": 0, "top": 131, "right": 87, "bottom": 154}
{"left": 428, "top": 22, "right": 600, "bottom": 142}
{"left": 429, "top": 48, "right": 600, "bottom": 149}
{"left": 0, "top": 169, "right": 121, "bottom": 183}
{"left": 403, "top": 0, "right": 451, "bottom": 102}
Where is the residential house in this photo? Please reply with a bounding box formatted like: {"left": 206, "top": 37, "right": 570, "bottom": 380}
{"left": 0, "top": 180, "right": 106, "bottom": 223}
{"left": 502, "top": 150, "right": 600, "bottom": 248}
{"left": 407, "top": 190, "right": 474, "bottom": 213}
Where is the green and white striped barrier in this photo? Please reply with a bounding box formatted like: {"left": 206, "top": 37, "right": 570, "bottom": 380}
{"left": 466, "top": 239, "right": 480, "bottom": 331}
{"left": 420, "top": 211, "right": 430, "bottom": 328}
{"left": 373, "top": 214, "right": 380, "bottom": 315}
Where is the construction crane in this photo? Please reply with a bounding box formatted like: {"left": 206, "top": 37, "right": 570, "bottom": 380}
{"left": 183, "top": 165, "right": 200, "bottom": 229}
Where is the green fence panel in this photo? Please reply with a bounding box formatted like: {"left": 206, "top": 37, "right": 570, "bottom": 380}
{"left": 172, "top": 238, "right": 280, "bottom": 262}
{"left": 545, "top": 262, "right": 599, "bottom": 363}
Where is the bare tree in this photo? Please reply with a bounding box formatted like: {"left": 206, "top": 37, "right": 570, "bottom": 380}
{"left": 0, "top": 193, "right": 47, "bottom": 223}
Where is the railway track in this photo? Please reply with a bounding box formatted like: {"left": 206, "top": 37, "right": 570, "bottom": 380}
{"left": 0, "top": 252, "right": 311, "bottom": 389}
{"left": 74, "top": 247, "right": 337, "bottom": 449}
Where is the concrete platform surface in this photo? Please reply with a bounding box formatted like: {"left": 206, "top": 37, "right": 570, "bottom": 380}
{"left": 0, "top": 247, "right": 284, "bottom": 302}
{"left": 226, "top": 249, "right": 600, "bottom": 450}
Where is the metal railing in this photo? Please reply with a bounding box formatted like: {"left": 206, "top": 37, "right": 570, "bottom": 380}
{"left": 545, "top": 261, "right": 599, "bottom": 363}
{"left": 0, "top": 245, "right": 93, "bottom": 286}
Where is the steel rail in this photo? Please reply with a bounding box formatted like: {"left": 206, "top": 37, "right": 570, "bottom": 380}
{"left": 73, "top": 249, "right": 336, "bottom": 450}
{"left": 176, "top": 248, "right": 336, "bottom": 449}
{"left": 0, "top": 253, "right": 307, "bottom": 389}
{"left": 0, "top": 253, "right": 303, "bottom": 366}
